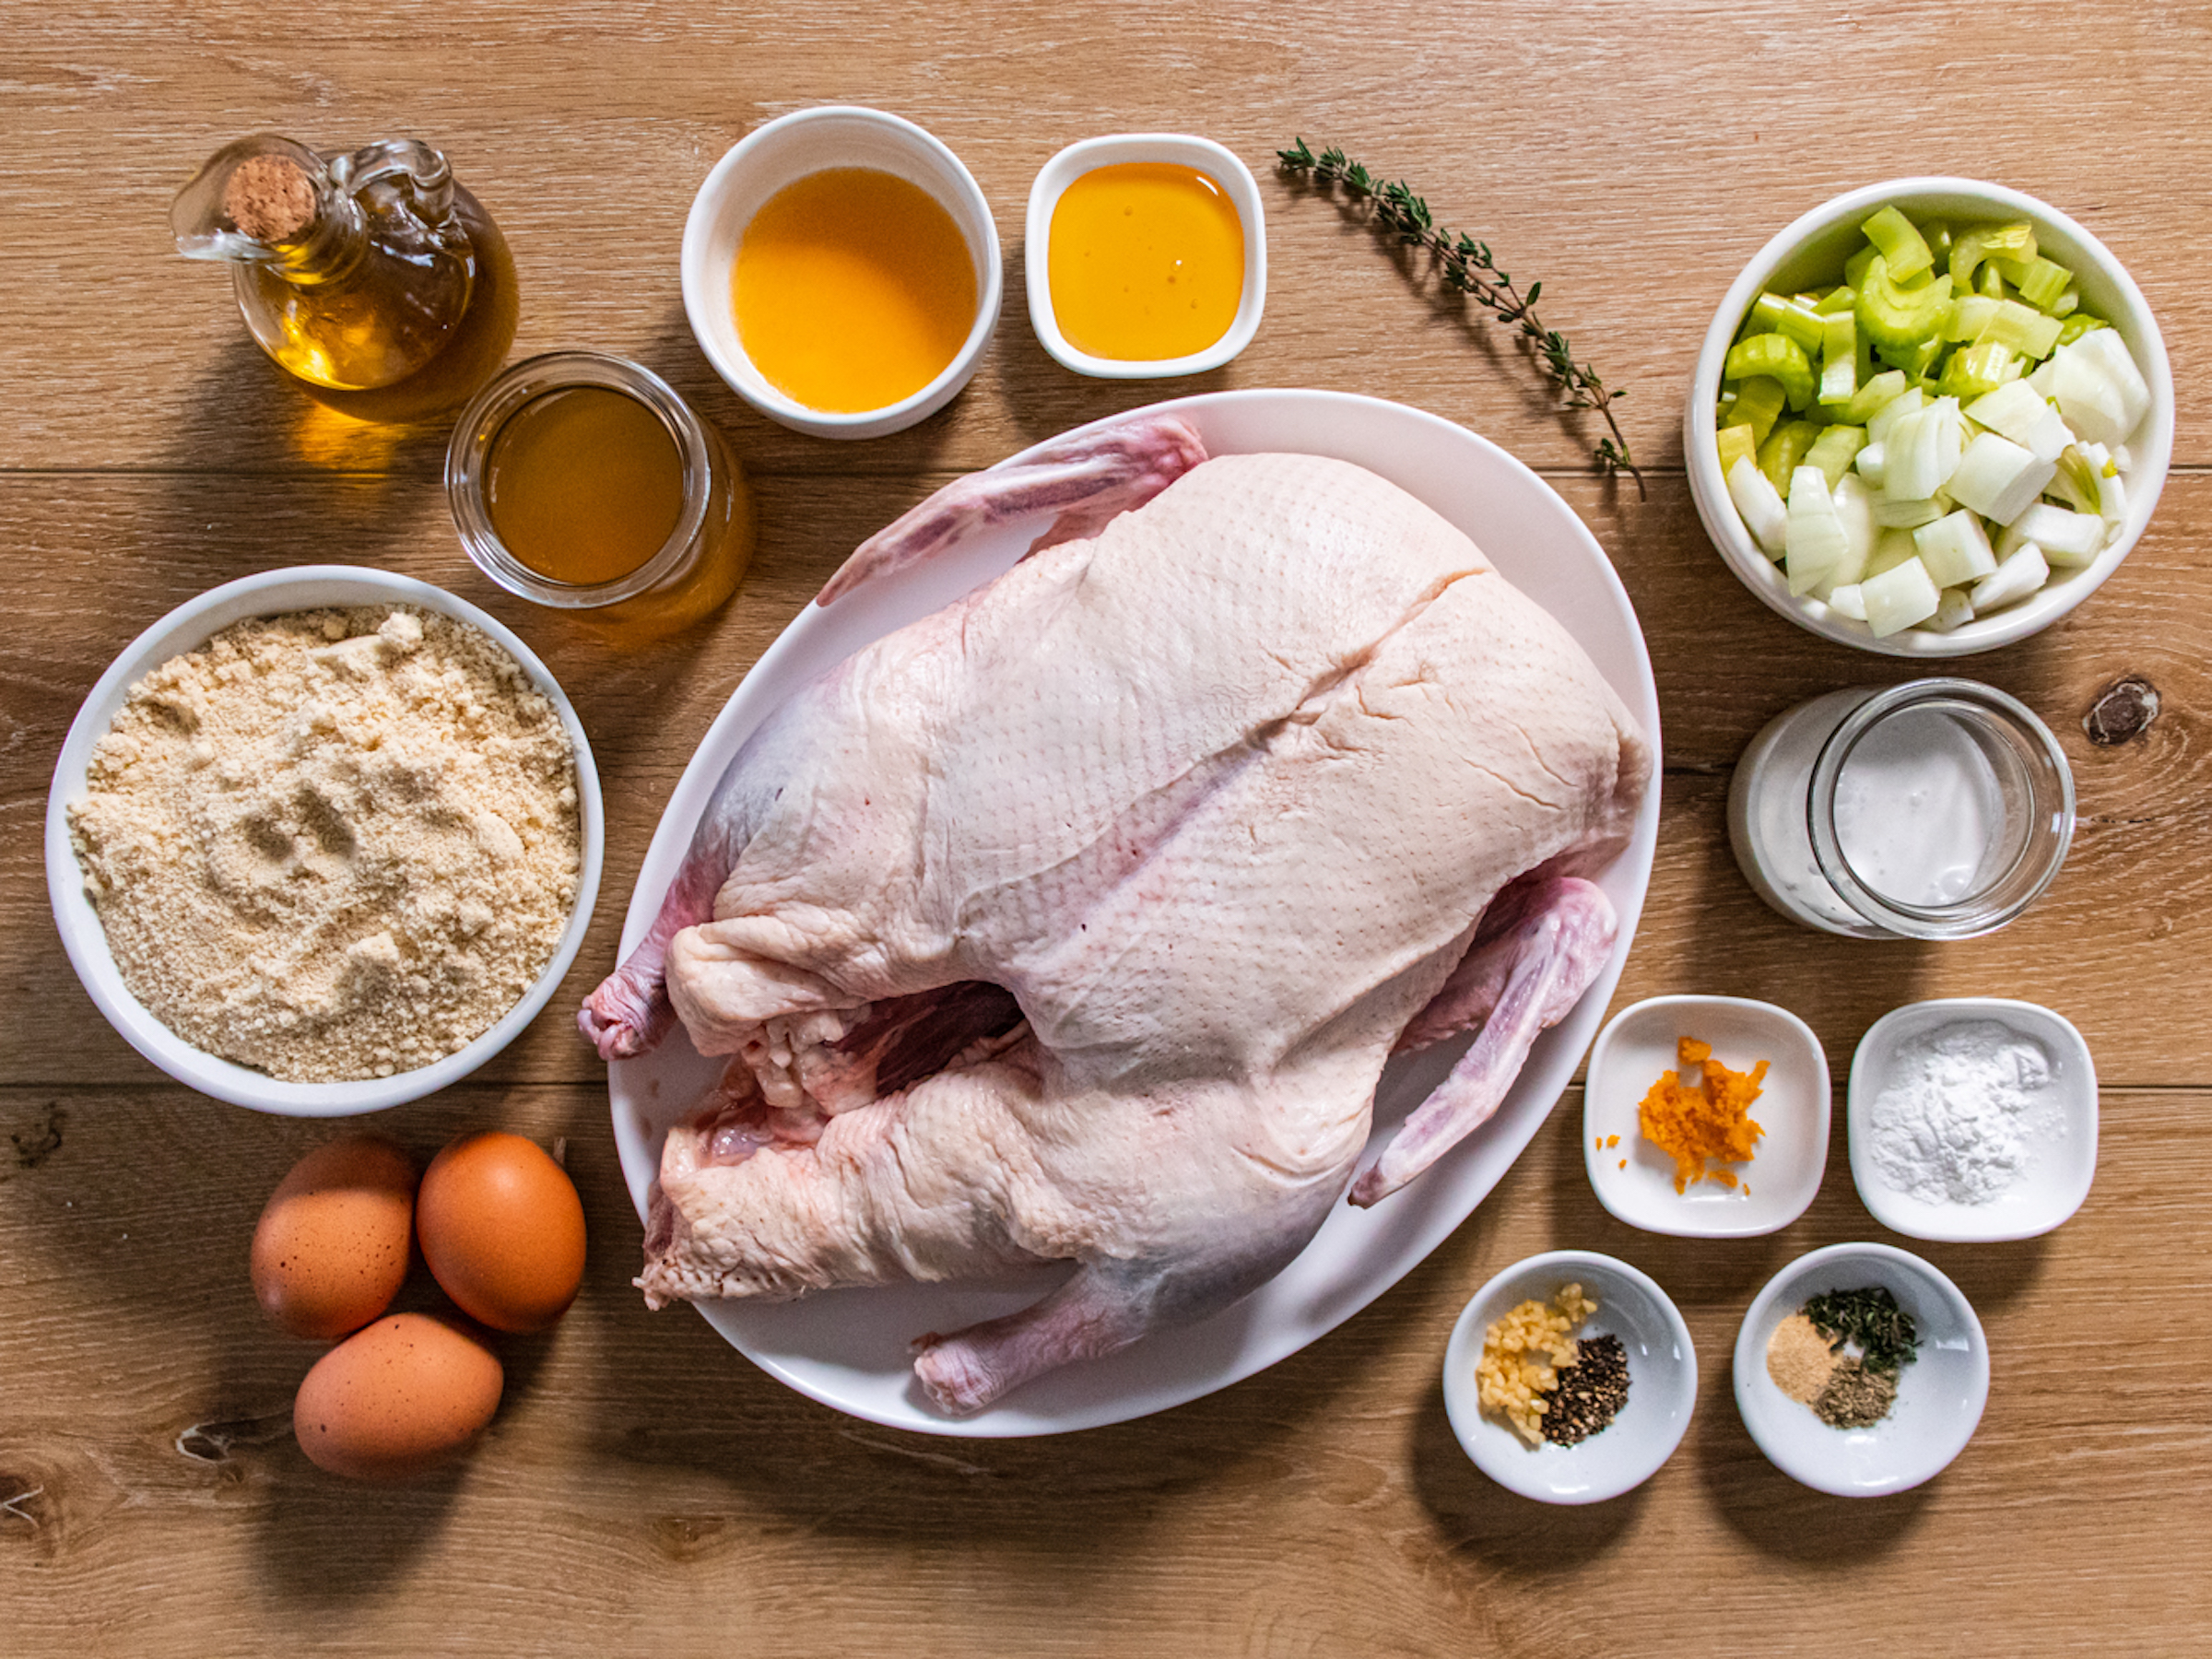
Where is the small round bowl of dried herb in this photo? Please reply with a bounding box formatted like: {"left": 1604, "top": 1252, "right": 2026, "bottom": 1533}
{"left": 1735, "top": 1242, "right": 1989, "bottom": 1498}
{"left": 1584, "top": 994, "right": 1830, "bottom": 1237}
{"left": 1443, "top": 1250, "right": 1697, "bottom": 1505}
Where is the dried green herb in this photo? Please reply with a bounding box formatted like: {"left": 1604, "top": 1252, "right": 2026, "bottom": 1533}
{"left": 1805, "top": 1286, "right": 1921, "bottom": 1378}
{"left": 1277, "top": 137, "right": 1641, "bottom": 495}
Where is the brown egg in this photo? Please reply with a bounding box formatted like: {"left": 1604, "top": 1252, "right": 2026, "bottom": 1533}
{"left": 417, "top": 1131, "right": 586, "bottom": 1333}
{"left": 294, "top": 1312, "right": 503, "bottom": 1480}
{"left": 251, "top": 1136, "right": 418, "bottom": 1339}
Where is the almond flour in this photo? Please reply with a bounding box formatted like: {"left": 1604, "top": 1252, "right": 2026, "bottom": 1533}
{"left": 69, "top": 605, "right": 581, "bottom": 1082}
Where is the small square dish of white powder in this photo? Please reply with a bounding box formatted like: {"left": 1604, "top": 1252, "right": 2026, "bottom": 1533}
{"left": 1845, "top": 998, "right": 2099, "bottom": 1241}
{"left": 66, "top": 603, "right": 583, "bottom": 1086}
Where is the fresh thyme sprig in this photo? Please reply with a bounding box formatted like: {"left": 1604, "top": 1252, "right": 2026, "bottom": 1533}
{"left": 1277, "top": 137, "right": 1641, "bottom": 496}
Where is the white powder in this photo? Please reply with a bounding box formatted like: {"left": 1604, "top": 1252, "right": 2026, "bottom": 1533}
{"left": 1865, "top": 1018, "right": 2053, "bottom": 1205}
{"left": 69, "top": 605, "right": 581, "bottom": 1083}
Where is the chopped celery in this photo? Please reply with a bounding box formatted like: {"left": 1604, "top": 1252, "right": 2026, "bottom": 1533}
{"left": 1819, "top": 311, "right": 1859, "bottom": 404}
{"left": 1977, "top": 299, "right": 2063, "bottom": 359}
{"left": 1814, "top": 285, "right": 1858, "bottom": 315}
{"left": 1949, "top": 220, "right": 2037, "bottom": 287}
{"left": 1753, "top": 293, "right": 1827, "bottom": 351}
{"left": 2055, "top": 312, "right": 2109, "bottom": 347}
{"left": 1874, "top": 335, "right": 1943, "bottom": 380}
{"left": 1834, "top": 369, "right": 1909, "bottom": 426}
{"left": 1730, "top": 375, "right": 1788, "bottom": 446}
{"left": 2051, "top": 285, "right": 2080, "bottom": 319}
{"left": 1856, "top": 254, "right": 1954, "bottom": 351}
{"left": 1727, "top": 334, "right": 1816, "bottom": 411}
{"left": 1717, "top": 423, "right": 1759, "bottom": 481}
{"left": 1945, "top": 294, "right": 2001, "bottom": 342}
{"left": 1921, "top": 219, "right": 1953, "bottom": 264}
{"left": 1976, "top": 262, "right": 2006, "bottom": 300}
{"left": 1937, "top": 339, "right": 2022, "bottom": 401}
{"left": 1843, "top": 244, "right": 1878, "bottom": 290}
{"left": 1993, "top": 253, "right": 2071, "bottom": 311}
{"left": 1805, "top": 423, "right": 1866, "bottom": 488}
{"left": 1862, "top": 206, "right": 1935, "bottom": 282}
{"left": 1759, "top": 418, "right": 1824, "bottom": 494}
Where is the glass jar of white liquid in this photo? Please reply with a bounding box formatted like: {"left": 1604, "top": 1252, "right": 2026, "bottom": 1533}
{"left": 1729, "top": 679, "right": 2075, "bottom": 939}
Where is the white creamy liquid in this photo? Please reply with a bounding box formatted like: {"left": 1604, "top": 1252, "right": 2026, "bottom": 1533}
{"left": 1833, "top": 706, "right": 2004, "bottom": 906}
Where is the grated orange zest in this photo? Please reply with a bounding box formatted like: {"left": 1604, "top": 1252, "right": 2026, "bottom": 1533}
{"left": 1636, "top": 1034, "right": 1768, "bottom": 1194}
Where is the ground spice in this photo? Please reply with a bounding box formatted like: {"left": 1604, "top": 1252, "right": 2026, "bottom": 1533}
{"left": 1813, "top": 1357, "right": 1898, "bottom": 1429}
{"left": 1637, "top": 1035, "right": 1768, "bottom": 1193}
{"left": 1541, "top": 1333, "right": 1630, "bottom": 1445}
{"left": 1764, "top": 1311, "right": 1839, "bottom": 1403}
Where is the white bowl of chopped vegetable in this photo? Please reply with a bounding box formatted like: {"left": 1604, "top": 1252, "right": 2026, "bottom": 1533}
{"left": 1442, "top": 1249, "right": 1696, "bottom": 1504}
{"left": 1688, "top": 178, "right": 2171, "bottom": 655}
{"left": 1734, "top": 1242, "right": 1989, "bottom": 1497}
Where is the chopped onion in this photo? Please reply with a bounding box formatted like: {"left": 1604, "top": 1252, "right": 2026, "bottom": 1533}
{"left": 1727, "top": 455, "right": 1788, "bottom": 555}
{"left": 1971, "top": 543, "right": 2052, "bottom": 612}
{"left": 1947, "top": 431, "right": 2057, "bottom": 524}
{"left": 1862, "top": 557, "right": 1943, "bottom": 637}
{"left": 1912, "top": 509, "right": 1998, "bottom": 587}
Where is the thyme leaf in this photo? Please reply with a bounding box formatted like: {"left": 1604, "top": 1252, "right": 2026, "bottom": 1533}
{"left": 1804, "top": 1286, "right": 1921, "bottom": 1379}
{"left": 1277, "top": 136, "right": 1642, "bottom": 497}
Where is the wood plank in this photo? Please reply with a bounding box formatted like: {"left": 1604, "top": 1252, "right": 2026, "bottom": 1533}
{"left": 2, "top": 1, "right": 2208, "bottom": 477}
{"left": 7, "top": 472, "right": 2210, "bottom": 1088}
{"left": 3, "top": 1079, "right": 2204, "bottom": 1653}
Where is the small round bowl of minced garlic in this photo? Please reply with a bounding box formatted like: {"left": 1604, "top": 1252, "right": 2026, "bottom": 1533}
{"left": 1442, "top": 1250, "right": 1697, "bottom": 1505}
{"left": 1734, "top": 1241, "right": 1989, "bottom": 1497}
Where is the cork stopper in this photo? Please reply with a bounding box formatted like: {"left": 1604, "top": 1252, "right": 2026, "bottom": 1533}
{"left": 223, "top": 155, "right": 316, "bottom": 242}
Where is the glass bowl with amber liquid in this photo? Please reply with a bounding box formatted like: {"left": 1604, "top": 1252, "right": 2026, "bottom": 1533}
{"left": 447, "top": 353, "right": 755, "bottom": 633}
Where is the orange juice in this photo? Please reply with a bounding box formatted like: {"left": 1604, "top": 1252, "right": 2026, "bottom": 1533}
{"left": 1048, "top": 163, "right": 1245, "bottom": 360}
{"left": 734, "top": 168, "right": 978, "bottom": 413}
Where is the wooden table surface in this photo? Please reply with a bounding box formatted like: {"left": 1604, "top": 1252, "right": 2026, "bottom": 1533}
{"left": 6, "top": 3, "right": 2208, "bottom": 1653}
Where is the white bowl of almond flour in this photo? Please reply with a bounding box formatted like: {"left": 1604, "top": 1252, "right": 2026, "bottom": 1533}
{"left": 46, "top": 567, "right": 603, "bottom": 1116}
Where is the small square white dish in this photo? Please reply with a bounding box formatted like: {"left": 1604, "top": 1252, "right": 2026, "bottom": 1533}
{"left": 1848, "top": 997, "right": 2097, "bottom": 1241}
{"left": 1442, "top": 1250, "right": 1696, "bottom": 1505}
{"left": 1735, "top": 1241, "right": 1988, "bottom": 1497}
{"left": 1584, "top": 994, "right": 1830, "bottom": 1237}
{"left": 1023, "top": 134, "right": 1265, "bottom": 379}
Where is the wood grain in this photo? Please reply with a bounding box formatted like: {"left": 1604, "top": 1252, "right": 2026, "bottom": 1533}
{"left": 3, "top": 2, "right": 2208, "bottom": 1653}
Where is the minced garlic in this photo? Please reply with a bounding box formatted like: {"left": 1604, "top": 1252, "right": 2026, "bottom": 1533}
{"left": 1477, "top": 1283, "right": 1597, "bottom": 1446}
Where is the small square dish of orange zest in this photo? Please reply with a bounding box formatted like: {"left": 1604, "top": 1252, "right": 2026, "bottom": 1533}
{"left": 1638, "top": 1037, "right": 1769, "bottom": 1194}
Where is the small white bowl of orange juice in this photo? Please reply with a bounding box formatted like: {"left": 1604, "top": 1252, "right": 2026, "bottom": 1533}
{"left": 682, "top": 106, "right": 1004, "bottom": 441}
{"left": 1025, "top": 135, "right": 1266, "bottom": 380}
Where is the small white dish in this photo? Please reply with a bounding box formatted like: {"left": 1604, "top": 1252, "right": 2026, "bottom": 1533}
{"left": 1687, "top": 176, "right": 2172, "bottom": 657}
{"left": 1442, "top": 1250, "right": 1695, "bottom": 1504}
{"left": 1848, "top": 997, "right": 2097, "bottom": 1241}
{"left": 1735, "top": 1241, "right": 1989, "bottom": 1497}
{"left": 45, "top": 566, "right": 605, "bottom": 1117}
{"left": 1585, "top": 994, "right": 1830, "bottom": 1237}
{"left": 681, "top": 105, "right": 1005, "bottom": 440}
{"left": 1023, "top": 134, "right": 1265, "bottom": 380}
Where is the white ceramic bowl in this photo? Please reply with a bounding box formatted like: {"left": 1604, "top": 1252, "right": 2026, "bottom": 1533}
{"left": 681, "top": 105, "right": 1004, "bottom": 441}
{"left": 1584, "top": 994, "right": 1830, "bottom": 1237}
{"left": 1848, "top": 997, "right": 2097, "bottom": 1241}
{"left": 1443, "top": 1250, "right": 1696, "bottom": 1504}
{"left": 1023, "top": 134, "right": 1266, "bottom": 379}
{"left": 1735, "top": 1241, "right": 1988, "bottom": 1497}
{"left": 1687, "top": 177, "right": 2172, "bottom": 657}
{"left": 45, "top": 566, "right": 605, "bottom": 1117}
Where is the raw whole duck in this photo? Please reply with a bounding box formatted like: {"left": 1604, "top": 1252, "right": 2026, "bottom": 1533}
{"left": 583, "top": 413, "right": 1650, "bottom": 1415}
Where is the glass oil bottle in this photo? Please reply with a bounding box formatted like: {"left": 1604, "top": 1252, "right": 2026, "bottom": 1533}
{"left": 172, "top": 134, "right": 517, "bottom": 420}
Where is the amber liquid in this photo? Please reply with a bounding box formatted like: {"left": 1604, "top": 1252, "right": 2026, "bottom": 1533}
{"left": 269, "top": 189, "right": 522, "bottom": 425}
{"left": 485, "top": 386, "right": 688, "bottom": 585}
{"left": 733, "top": 168, "right": 977, "bottom": 412}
